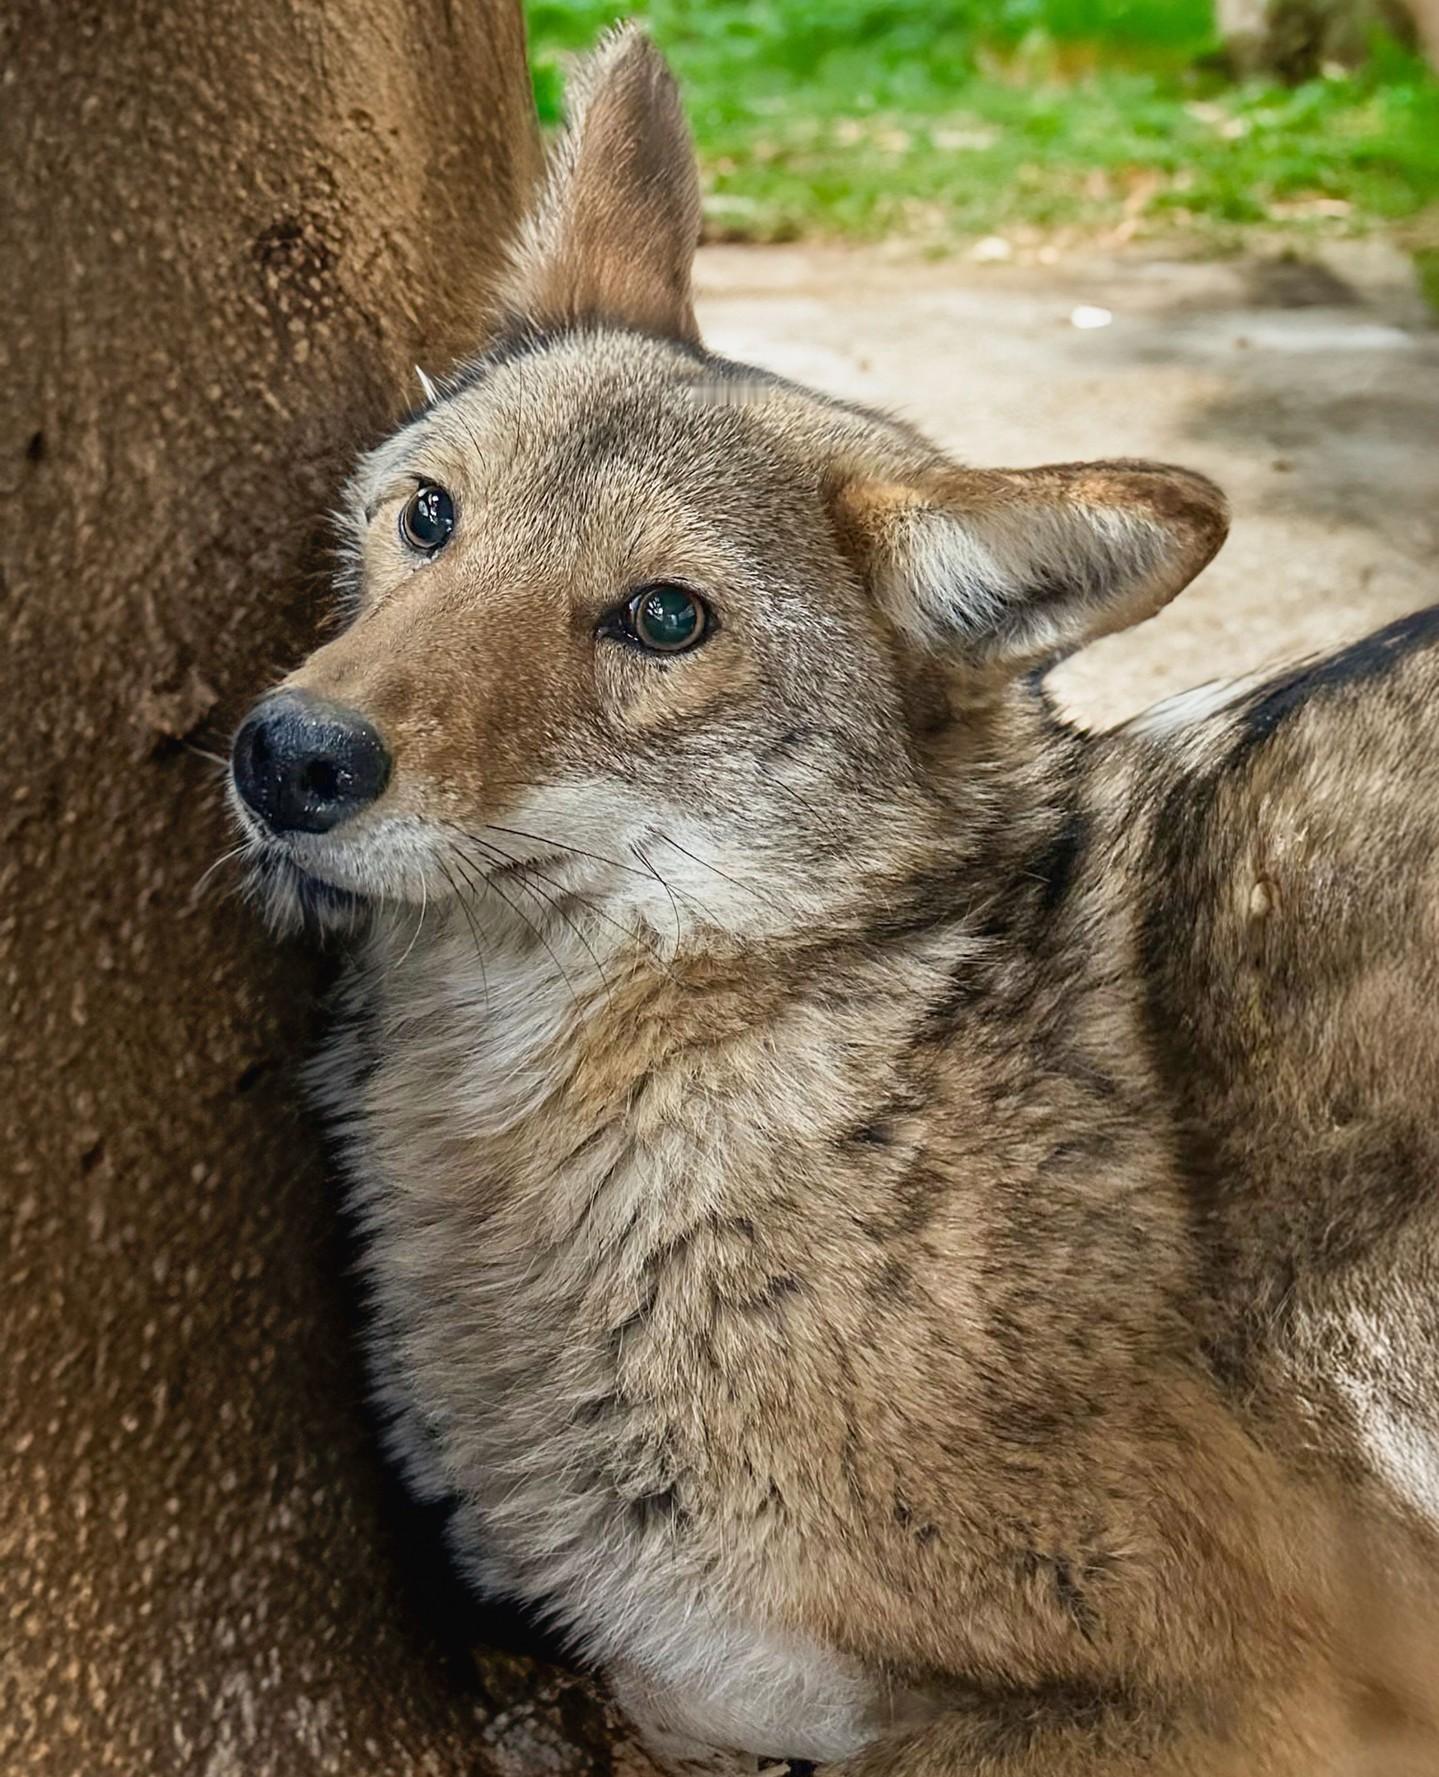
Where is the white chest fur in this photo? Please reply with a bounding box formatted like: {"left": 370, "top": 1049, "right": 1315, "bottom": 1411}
{"left": 311, "top": 914, "right": 930, "bottom": 1764}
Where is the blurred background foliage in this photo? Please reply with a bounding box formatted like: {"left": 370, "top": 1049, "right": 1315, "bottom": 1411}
{"left": 525, "top": 0, "right": 1439, "bottom": 266}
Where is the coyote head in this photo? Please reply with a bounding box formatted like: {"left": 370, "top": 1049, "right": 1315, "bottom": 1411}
{"left": 230, "top": 26, "right": 1226, "bottom": 946}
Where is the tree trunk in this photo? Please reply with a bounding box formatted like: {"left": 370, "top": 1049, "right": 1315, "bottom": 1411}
{"left": 2, "top": 6, "right": 625, "bottom": 1772}
{"left": 1411, "top": 0, "right": 1439, "bottom": 63}
{"left": 1216, "top": 0, "right": 1419, "bottom": 77}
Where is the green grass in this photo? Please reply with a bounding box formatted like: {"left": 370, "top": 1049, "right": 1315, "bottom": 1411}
{"left": 1416, "top": 246, "right": 1439, "bottom": 309}
{"left": 525, "top": 0, "right": 1439, "bottom": 254}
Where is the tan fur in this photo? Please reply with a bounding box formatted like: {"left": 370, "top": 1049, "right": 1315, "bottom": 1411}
{"left": 230, "top": 29, "right": 1439, "bottom": 1775}
{"left": 494, "top": 24, "right": 702, "bottom": 342}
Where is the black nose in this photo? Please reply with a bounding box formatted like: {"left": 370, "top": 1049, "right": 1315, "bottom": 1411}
{"left": 231, "top": 691, "right": 391, "bottom": 835}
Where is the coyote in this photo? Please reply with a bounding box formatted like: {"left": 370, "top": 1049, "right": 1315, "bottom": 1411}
{"left": 229, "top": 28, "right": 1439, "bottom": 1775}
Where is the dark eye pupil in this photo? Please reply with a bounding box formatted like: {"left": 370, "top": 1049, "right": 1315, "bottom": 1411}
{"left": 633, "top": 585, "right": 703, "bottom": 652}
{"left": 402, "top": 485, "right": 454, "bottom": 551}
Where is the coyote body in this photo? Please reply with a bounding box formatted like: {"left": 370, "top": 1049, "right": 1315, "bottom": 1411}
{"left": 231, "top": 29, "right": 1439, "bottom": 1775}
{"left": 316, "top": 608, "right": 1439, "bottom": 1774}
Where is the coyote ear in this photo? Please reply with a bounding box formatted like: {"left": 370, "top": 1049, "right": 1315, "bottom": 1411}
{"left": 835, "top": 459, "right": 1228, "bottom": 669}
{"left": 497, "top": 25, "right": 702, "bottom": 343}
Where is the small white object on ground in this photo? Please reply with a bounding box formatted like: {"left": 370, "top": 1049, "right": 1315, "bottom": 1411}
{"left": 1070, "top": 304, "right": 1113, "bottom": 329}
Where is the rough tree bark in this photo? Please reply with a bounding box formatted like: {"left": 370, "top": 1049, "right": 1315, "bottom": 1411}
{"left": 2, "top": 5, "right": 630, "bottom": 1772}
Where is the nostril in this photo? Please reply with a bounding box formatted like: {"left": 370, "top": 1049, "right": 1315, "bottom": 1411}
{"left": 301, "top": 758, "right": 341, "bottom": 802}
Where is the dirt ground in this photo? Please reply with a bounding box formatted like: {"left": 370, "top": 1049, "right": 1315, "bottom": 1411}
{"left": 695, "top": 241, "right": 1439, "bottom": 726}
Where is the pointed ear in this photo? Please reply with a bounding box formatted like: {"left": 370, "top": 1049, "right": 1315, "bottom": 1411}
{"left": 834, "top": 459, "right": 1228, "bottom": 669}
{"left": 497, "top": 25, "right": 702, "bottom": 343}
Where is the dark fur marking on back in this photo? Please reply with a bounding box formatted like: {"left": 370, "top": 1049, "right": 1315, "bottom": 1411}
{"left": 1031, "top": 800, "right": 1089, "bottom": 921}
{"left": 857, "top": 1163, "right": 944, "bottom": 1242}
{"left": 848, "top": 1118, "right": 895, "bottom": 1147}
{"left": 858, "top": 859, "right": 977, "bottom": 946}
{"left": 737, "top": 1273, "right": 806, "bottom": 1315}
{"left": 869, "top": 1255, "right": 913, "bottom": 1301}
{"left": 1233, "top": 603, "right": 1439, "bottom": 758}
{"left": 1021, "top": 1551, "right": 1101, "bottom": 1643}
{"left": 1050, "top": 1558, "right": 1101, "bottom": 1642}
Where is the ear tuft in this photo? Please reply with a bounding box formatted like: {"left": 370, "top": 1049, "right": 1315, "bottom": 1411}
{"left": 836, "top": 459, "right": 1228, "bottom": 669}
{"left": 496, "top": 25, "right": 702, "bottom": 343}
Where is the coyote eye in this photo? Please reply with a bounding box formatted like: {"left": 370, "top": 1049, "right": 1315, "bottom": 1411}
{"left": 624, "top": 584, "right": 709, "bottom": 654}
{"left": 399, "top": 484, "right": 455, "bottom": 554}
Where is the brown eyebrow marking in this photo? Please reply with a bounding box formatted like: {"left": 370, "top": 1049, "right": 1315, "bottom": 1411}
{"left": 364, "top": 474, "right": 430, "bottom": 524}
